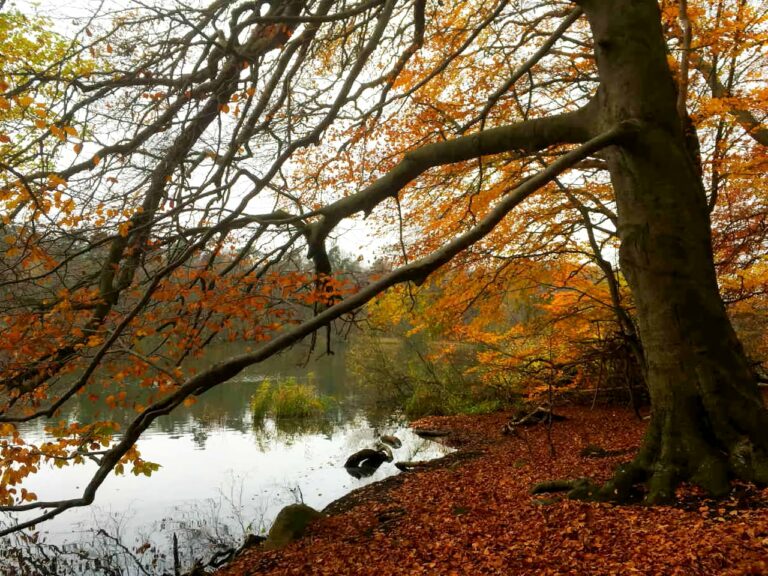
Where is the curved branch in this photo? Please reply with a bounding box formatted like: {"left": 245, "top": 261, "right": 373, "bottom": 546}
{"left": 307, "top": 104, "right": 597, "bottom": 257}
{"left": 0, "top": 121, "right": 635, "bottom": 535}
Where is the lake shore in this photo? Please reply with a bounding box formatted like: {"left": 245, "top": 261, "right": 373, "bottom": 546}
{"left": 215, "top": 406, "right": 768, "bottom": 576}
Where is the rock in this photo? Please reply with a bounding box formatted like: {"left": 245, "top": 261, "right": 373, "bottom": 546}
{"left": 265, "top": 504, "right": 322, "bottom": 549}
{"left": 344, "top": 448, "right": 391, "bottom": 468}
{"left": 379, "top": 434, "right": 402, "bottom": 448}
{"left": 345, "top": 463, "right": 380, "bottom": 479}
{"left": 374, "top": 443, "right": 394, "bottom": 462}
{"left": 344, "top": 446, "right": 395, "bottom": 478}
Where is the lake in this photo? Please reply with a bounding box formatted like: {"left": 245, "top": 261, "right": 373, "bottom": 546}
{"left": 0, "top": 344, "right": 452, "bottom": 575}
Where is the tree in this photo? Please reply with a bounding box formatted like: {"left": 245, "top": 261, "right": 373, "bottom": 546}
{"left": 0, "top": 0, "right": 767, "bottom": 533}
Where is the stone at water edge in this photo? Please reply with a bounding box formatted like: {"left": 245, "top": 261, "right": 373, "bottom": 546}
{"left": 344, "top": 448, "right": 391, "bottom": 468}
{"left": 264, "top": 504, "right": 323, "bottom": 549}
{"left": 374, "top": 443, "right": 394, "bottom": 462}
{"left": 379, "top": 434, "right": 402, "bottom": 448}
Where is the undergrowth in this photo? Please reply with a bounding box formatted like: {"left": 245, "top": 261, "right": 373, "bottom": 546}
{"left": 404, "top": 385, "right": 504, "bottom": 418}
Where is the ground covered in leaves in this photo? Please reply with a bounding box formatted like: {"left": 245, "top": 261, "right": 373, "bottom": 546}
{"left": 216, "top": 405, "right": 768, "bottom": 575}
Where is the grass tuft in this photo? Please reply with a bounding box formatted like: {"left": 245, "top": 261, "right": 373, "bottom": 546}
{"left": 250, "top": 377, "right": 333, "bottom": 420}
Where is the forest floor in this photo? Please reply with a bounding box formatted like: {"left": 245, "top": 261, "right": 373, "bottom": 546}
{"left": 215, "top": 404, "right": 768, "bottom": 576}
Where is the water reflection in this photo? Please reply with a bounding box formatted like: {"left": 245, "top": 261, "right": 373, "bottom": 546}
{"left": 2, "top": 343, "right": 452, "bottom": 575}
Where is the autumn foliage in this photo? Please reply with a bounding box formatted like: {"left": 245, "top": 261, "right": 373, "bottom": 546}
{"left": 0, "top": 0, "right": 766, "bottom": 538}
{"left": 336, "top": 0, "right": 768, "bottom": 405}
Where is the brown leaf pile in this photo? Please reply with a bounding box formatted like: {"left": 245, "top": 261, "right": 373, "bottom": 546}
{"left": 216, "top": 406, "right": 768, "bottom": 576}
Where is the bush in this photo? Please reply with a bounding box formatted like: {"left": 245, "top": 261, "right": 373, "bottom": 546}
{"left": 349, "top": 334, "right": 515, "bottom": 419}
{"left": 250, "top": 378, "right": 333, "bottom": 420}
{"left": 403, "top": 386, "right": 505, "bottom": 418}
{"left": 404, "top": 385, "right": 447, "bottom": 418}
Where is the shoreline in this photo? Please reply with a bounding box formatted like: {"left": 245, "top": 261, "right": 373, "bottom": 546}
{"left": 215, "top": 407, "right": 768, "bottom": 576}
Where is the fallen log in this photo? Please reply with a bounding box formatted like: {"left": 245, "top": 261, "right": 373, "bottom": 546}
{"left": 502, "top": 405, "right": 566, "bottom": 435}
{"left": 394, "top": 460, "right": 431, "bottom": 472}
{"left": 413, "top": 429, "right": 451, "bottom": 438}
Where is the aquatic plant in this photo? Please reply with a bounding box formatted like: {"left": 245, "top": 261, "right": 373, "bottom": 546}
{"left": 250, "top": 378, "right": 334, "bottom": 420}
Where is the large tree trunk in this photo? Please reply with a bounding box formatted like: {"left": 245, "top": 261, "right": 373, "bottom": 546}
{"left": 580, "top": 0, "right": 768, "bottom": 502}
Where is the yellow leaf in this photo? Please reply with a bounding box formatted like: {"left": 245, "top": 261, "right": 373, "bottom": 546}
{"left": 63, "top": 126, "right": 78, "bottom": 137}
{"left": 48, "top": 174, "right": 67, "bottom": 188}
{"left": 50, "top": 126, "right": 66, "bottom": 141}
{"left": 34, "top": 119, "right": 46, "bottom": 129}
{"left": 17, "top": 95, "right": 33, "bottom": 107}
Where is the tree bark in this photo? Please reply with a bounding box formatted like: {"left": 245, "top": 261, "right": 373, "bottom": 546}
{"left": 579, "top": 0, "right": 768, "bottom": 503}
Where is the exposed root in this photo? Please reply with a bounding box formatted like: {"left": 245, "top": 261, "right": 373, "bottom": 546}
{"left": 531, "top": 479, "right": 586, "bottom": 495}
{"left": 565, "top": 442, "right": 768, "bottom": 505}
{"left": 556, "top": 412, "right": 768, "bottom": 505}
{"left": 531, "top": 478, "right": 603, "bottom": 500}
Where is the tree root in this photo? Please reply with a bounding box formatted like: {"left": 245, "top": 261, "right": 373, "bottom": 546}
{"left": 531, "top": 478, "right": 601, "bottom": 500}
{"left": 530, "top": 387, "right": 768, "bottom": 505}
{"left": 548, "top": 445, "right": 768, "bottom": 506}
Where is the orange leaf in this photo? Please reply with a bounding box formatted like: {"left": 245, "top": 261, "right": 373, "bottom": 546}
{"left": 47, "top": 174, "right": 67, "bottom": 188}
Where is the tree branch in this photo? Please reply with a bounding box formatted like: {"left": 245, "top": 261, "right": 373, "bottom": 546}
{"left": 0, "top": 121, "right": 634, "bottom": 535}
{"left": 307, "top": 104, "right": 597, "bottom": 258}
{"left": 692, "top": 55, "right": 768, "bottom": 147}
{"left": 461, "top": 6, "right": 584, "bottom": 132}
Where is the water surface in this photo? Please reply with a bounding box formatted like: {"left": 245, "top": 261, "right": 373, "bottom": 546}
{"left": 2, "top": 345, "right": 451, "bottom": 574}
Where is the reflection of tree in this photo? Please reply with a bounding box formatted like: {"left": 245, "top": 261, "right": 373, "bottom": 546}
{"left": 39, "top": 341, "right": 356, "bottom": 431}
{"left": 251, "top": 417, "right": 337, "bottom": 451}
{"left": 191, "top": 426, "right": 209, "bottom": 449}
